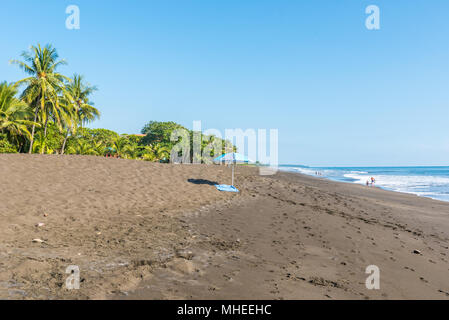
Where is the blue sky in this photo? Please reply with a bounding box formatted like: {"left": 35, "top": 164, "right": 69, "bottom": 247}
{"left": 1, "top": 0, "right": 448, "bottom": 166}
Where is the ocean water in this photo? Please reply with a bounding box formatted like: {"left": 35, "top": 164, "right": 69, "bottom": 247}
{"left": 279, "top": 165, "right": 449, "bottom": 202}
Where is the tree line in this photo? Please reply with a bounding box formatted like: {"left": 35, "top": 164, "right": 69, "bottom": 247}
{"left": 0, "top": 44, "right": 233, "bottom": 162}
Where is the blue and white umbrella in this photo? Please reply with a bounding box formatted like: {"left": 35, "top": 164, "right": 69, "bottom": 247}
{"left": 214, "top": 153, "right": 254, "bottom": 187}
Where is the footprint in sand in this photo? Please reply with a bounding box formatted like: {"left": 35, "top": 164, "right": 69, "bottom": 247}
{"left": 438, "top": 290, "right": 449, "bottom": 297}
{"left": 419, "top": 277, "right": 429, "bottom": 283}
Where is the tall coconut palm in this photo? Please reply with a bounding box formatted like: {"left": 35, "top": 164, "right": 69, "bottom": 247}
{"left": 60, "top": 74, "right": 100, "bottom": 154}
{"left": 57, "top": 98, "right": 78, "bottom": 154}
{"left": 70, "top": 74, "right": 99, "bottom": 127}
{"left": 0, "top": 82, "right": 35, "bottom": 150}
{"left": 11, "top": 44, "right": 72, "bottom": 153}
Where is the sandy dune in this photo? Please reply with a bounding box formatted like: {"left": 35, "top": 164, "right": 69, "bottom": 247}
{"left": 0, "top": 155, "right": 242, "bottom": 299}
{"left": 1, "top": 155, "right": 449, "bottom": 299}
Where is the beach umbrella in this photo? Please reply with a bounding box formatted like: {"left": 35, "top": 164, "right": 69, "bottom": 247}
{"left": 214, "top": 153, "right": 254, "bottom": 187}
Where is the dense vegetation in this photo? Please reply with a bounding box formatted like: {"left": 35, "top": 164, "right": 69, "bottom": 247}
{"left": 0, "top": 44, "right": 233, "bottom": 162}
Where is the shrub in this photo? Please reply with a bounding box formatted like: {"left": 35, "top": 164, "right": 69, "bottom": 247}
{"left": 0, "top": 136, "right": 18, "bottom": 153}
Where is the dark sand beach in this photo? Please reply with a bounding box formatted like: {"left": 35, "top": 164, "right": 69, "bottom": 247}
{"left": 1, "top": 155, "right": 449, "bottom": 299}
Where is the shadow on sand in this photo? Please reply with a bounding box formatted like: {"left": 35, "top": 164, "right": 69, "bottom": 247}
{"left": 187, "top": 179, "right": 219, "bottom": 186}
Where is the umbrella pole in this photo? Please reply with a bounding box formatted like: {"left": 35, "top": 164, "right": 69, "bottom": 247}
{"left": 232, "top": 163, "right": 235, "bottom": 186}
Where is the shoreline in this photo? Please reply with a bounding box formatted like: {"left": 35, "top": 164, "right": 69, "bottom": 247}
{"left": 119, "top": 169, "right": 449, "bottom": 299}
{"left": 1, "top": 155, "right": 449, "bottom": 299}
{"left": 279, "top": 166, "right": 449, "bottom": 203}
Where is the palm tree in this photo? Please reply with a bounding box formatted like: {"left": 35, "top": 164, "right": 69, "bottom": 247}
{"left": 92, "top": 141, "right": 106, "bottom": 156}
{"left": 142, "top": 147, "right": 157, "bottom": 161}
{"left": 0, "top": 82, "right": 35, "bottom": 150}
{"left": 11, "top": 44, "right": 72, "bottom": 153}
{"left": 124, "top": 141, "right": 141, "bottom": 159}
{"left": 31, "top": 131, "right": 48, "bottom": 154}
{"left": 70, "top": 75, "right": 99, "bottom": 127}
{"left": 60, "top": 74, "right": 100, "bottom": 154}
{"left": 143, "top": 143, "right": 170, "bottom": 162}
{"left": 67, "top": 139, "right": 96, "bottom": 155}
{"left": 57, "top": 98, "right": 78, "bottom": 154}
{"left": 113, "top": 137, "right": 130, "bottom": 158}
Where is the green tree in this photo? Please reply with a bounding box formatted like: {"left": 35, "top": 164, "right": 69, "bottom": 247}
{"left": 70, "top": 74, "right": 99, "bottom": 127}
{"left": 141, "top": 121, "right": 186, "bottom": 146}
{"left": 140, "top": 143, "right": 170, "bottom": 162}
{"left": 32, "top": 123, "right": 65, "bottom": 154}
{"left": 92, "top": 141, "right": 106, "bottom": 156}
{"left": 32, "top": 131, "right": 49, "bottom": 154}
{"left": 67, "top": 139, "right": 96, "bottom": 155}
{"left": 113, "top": 137, "right": 130, "bottom": 158}
{"left": 152, "top": 143, "right": 170, "bottom": 161}
{"left": 11, "top": 44, "right": 72, "bottom": 153}
{"left": 124, "top": 141, "right": 141, "bottom": 159}
{"left": 0, "top": 134, "right": 18, "bottom": 153}
{"left": 142, "top": 146, "right": 157, "bottom": 162}
{"left": 61, "top": 74, "right": 100, "bottom": 154}
{"left": 0, "top": 82, "right": 35, "bottom": 151}
{"left": 88, "top": 128, "right": 119, "bottom": 148}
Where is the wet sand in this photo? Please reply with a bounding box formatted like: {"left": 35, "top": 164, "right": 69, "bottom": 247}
{"left": 1, "top": 155, "right": 449, "bottom": 299}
